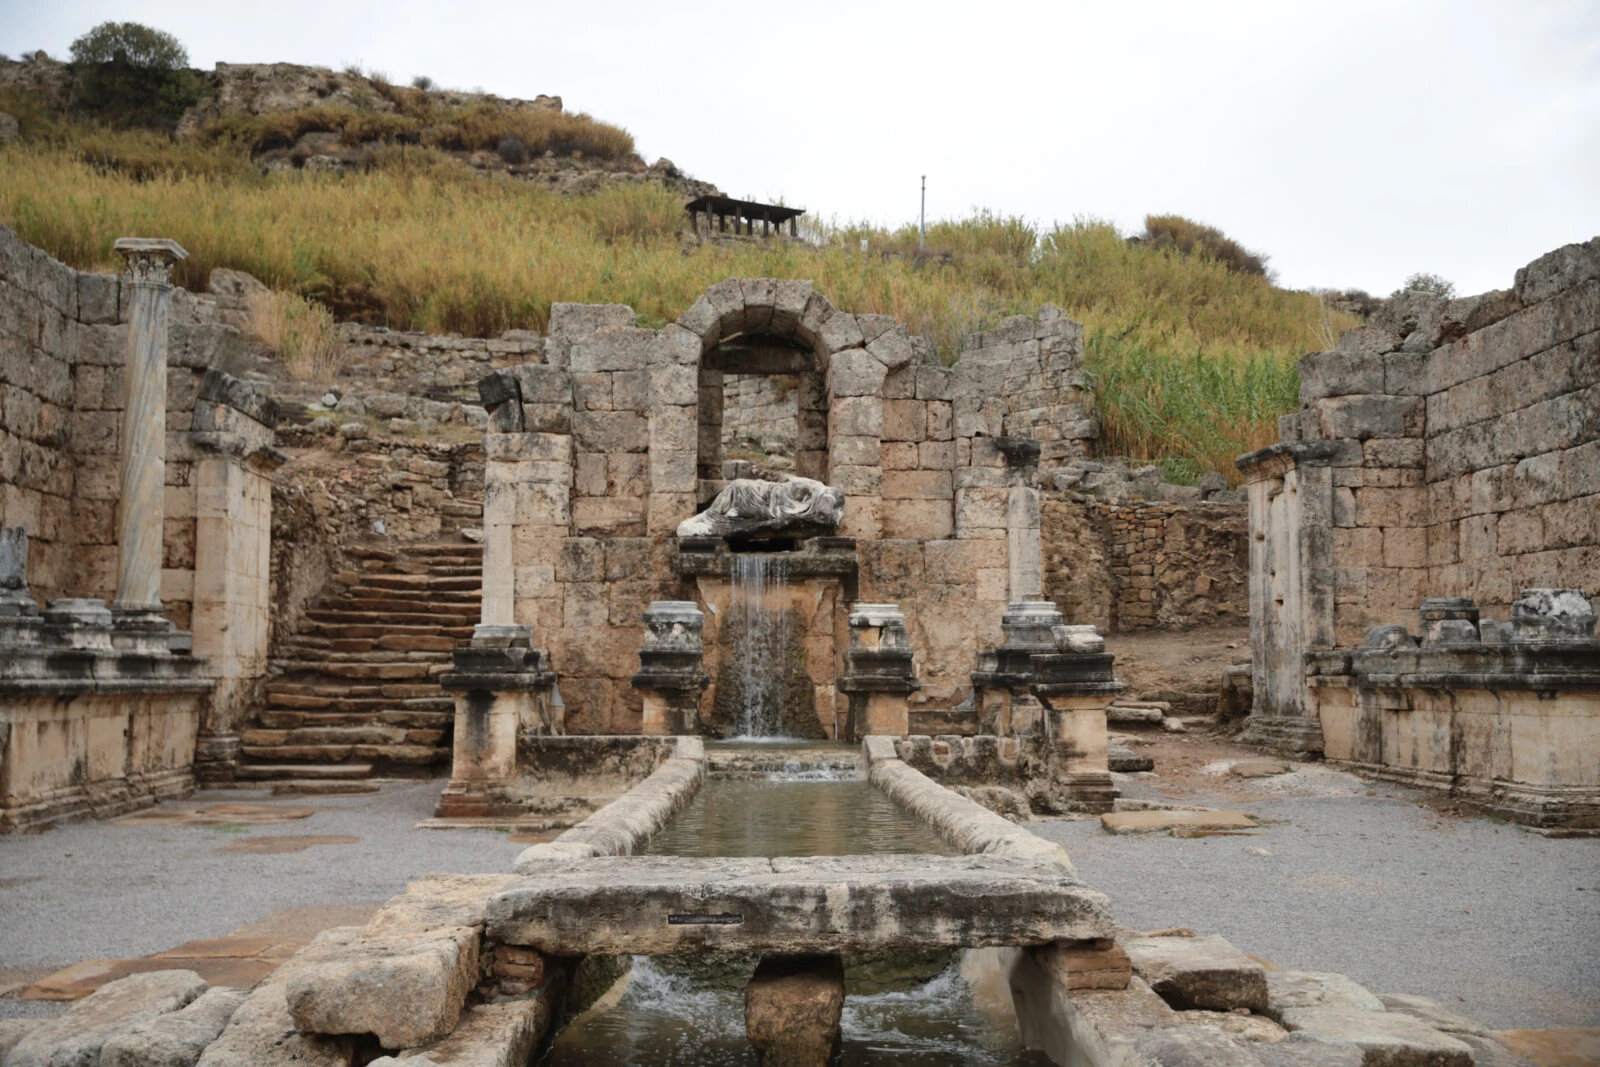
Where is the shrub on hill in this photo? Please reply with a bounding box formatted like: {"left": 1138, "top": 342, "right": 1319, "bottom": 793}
{"left": 66, "top": 21, "right": 209, "bottom": 128}
{"left": 1138, "top": 214, "right": 1268, "bottom": 276}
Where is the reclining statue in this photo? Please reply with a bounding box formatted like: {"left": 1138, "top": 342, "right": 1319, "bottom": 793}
{"left": 677, "top": 477, "right": 846, "bottom": 541}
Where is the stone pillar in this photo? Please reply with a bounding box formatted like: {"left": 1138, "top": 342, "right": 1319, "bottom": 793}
{"left": 436, "top": 623, "right": 558, "bottom": 819}
{"left": 998, "top": 437, "right": 1042, "bottom": 601}
{"left": 744, "top": 952, "right": 845, "bottom": 1067}
{"left": 1236, "top": 442, "right": 1339, "bottom": 755}
{"left": 111, "top": 238, "right": 187, "bottom": 628}
{"left": 838, "top": 602, "right": 918, "bottom": 740}
{"left": 631, "top": 601, "right": 710, "bottom": 735}
{"left": 0, "top": 527, "right": 38, "bottom": 619}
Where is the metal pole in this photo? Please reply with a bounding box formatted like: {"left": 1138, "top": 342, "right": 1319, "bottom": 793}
{"left": 919, "top": 175, "right": 926, "bottom": 250}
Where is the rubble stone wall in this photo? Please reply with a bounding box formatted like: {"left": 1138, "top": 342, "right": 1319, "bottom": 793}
{"left": 722, "top": 373, "right": 798, "bottom": 453}
{"left": 1041, "top": 497, "right": 1248, "bottom": 633}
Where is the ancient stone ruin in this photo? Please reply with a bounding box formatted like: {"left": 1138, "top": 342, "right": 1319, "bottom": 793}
{"left": 0, "top": 219, "right": 1595, "bottom": 1064}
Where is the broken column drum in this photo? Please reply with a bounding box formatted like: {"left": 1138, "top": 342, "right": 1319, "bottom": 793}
{"left": 837, "top": 603, "right": 919, "bottom": 741}
{"left": 632, "top": 601, "right": 710, "bottom": 735}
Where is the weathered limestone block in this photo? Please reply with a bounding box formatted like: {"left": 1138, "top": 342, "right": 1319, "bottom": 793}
{"left": 6, "top": 969, "right": 208, "bottom": 1067}
{"left": 283, "top": 874, "right": 514, "bottom": 1051}
{"left": 389, "top": 994, "right": 559, "bottom": 1067}
{"left": 284, "top": 928, "right": 479, "bottom": 1049}
{"left": 676, "top": 478, "right": 844, "bottom": 540}
{"left": 0, "top": 1022, "right": 41, "bottom": 1060}
{"left": 100, "top": 987, "right": 249, "bottom": 1067}
{"left": 1132, "top": 1026, "right": 1261, "bottom": 1066}
{"left": 1251, "top": 1034, "right": 1368, "bottom": 1066}
{"left": 1374, "top": 995, "right": 1490, "bottom": 1038}
{"left": 1266, "top": 971, "right": 1383, "bottom": 1021}
{"left": 488, "top": 854, "right": 1113, "bottom": 955}
{"left": 1033, "top": 939, "right": 1132, "bottom": 991}
{"left": 1125, "top": 934, "right": 1268, "bottom": 1012}
{"left": 1277, "top": 1007, "right": 1474, "bottom": 1066}
{"left": 744, "top": 953, "right": 845, "bottom": 1067}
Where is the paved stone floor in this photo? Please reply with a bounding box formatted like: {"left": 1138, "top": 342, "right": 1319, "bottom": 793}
{"left": 1032, "top": 734, "right": 1600, "bottom": 1032}
{"left": 0, "top": 780, "right": 526, "bottom": 1018}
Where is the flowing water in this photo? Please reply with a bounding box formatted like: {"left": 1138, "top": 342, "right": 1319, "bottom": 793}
{"left": 728, "top": 554, "right": 789, "bottom": 738}
{"left": 540, "top": 766, "right": 1049, "bottom": 1065}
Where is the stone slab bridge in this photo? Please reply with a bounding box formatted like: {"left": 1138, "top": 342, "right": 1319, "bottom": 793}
{"left": 486, "top": 853, "right": 1113, "bottom": 955}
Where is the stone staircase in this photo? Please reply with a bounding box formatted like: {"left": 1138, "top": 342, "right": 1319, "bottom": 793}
{"left": 237, "top": 541, "right": 481, "bottom": 794}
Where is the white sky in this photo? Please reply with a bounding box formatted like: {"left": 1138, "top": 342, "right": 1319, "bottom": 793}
{"left": 4, "top": 0, "right": 1598, "bottom": 296}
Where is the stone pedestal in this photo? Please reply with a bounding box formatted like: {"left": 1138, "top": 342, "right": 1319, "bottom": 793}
{"left": 971, "top": 600, "right": 1121, "bottom": 812}
{"left": 838, "top": 603, "right": 919, "bottom": 741}
{"left": 111, "top": 237, "right": 186, "bottom": 626}
{"left": 437, "top": 624, "right": 558, "bottom": 819}
{"left": 1, "top": 541, "right": 213, "bottom": 832}
{"left": 744, "top": 953, "right": 845, "bottom": 1067}
{"left": 631, "top": 601, "right": 710, "bottom": 736}
{"left": 1311, "top": 591, "right": 1600, "bottom": 829}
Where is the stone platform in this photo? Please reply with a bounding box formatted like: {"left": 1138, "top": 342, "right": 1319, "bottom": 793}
{"left": 486, "top": 853, "right": 1112, "bottom": 955}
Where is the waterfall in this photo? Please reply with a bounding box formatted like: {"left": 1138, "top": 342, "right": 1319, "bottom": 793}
{"left": 729, "top": 553, "right": 790, "bottom": 738}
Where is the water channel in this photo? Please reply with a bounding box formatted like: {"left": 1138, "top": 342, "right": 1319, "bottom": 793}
{"left": 540, "top": 744, "right": 1050, "bottom": 1065}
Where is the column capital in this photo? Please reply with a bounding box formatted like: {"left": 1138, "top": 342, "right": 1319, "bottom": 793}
{"left": 114, "top": 237, "right": 188, "bottom": 288}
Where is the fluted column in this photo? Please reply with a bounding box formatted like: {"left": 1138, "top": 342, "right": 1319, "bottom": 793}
{"left": 111, "top": 237, "right": 187, "bottom": 621}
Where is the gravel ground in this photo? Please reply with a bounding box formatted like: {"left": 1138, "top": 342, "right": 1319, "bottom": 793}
{"left": 1033, "top": 767, "right": 1600, "bottom": 1031}
{"left": 0, "top": 780, "right": 525, "bottom": 1018}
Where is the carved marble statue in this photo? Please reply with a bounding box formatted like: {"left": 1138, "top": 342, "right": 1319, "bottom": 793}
{"left": 677, "top": 477, "right": 845, "bottom": 541}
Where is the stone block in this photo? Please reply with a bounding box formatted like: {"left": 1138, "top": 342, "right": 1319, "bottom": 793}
{"left": 1132, "top": 1026, "right": 1260, "bottom": 1066}
{"left": 881, "top": 499, "right": 954, "bottom": 541}
{"left": 1375, "top": 994, "right": 1490, "bottom": 1037}
{"left": 1299, "top": 350, "right": 1385, "bottom": 404}
{"left": 819, "top": 312, "right": 864, "bottom": 355}
{"left": 650, "top": 363, "right": 699, "bottom": 407}
{"left": 1266, "top": 971, "right": 1384, "bottom": 1021}
{"left": 285, "top": 926, "right": 479, "bottom": 1049}
{"left": 866, "top": 325, "right": 915, "bottom": 370}
{"left": 829, "top": 465, "right": 882, "bottom": 496}
{"left": 882, "top": 469, "right": 952, "bottom": 500}
{"left": 573, "top": 410, "right": 647, "bottom": 453}
{"left": 1278, "top": 1006, "right": 1474, "bottom": 1066}
{"left": 1124, "top": 934, "right": 1268, "bottom": 1012}
{"left": 395, "top": 995, "right": 557, "bottom": 1067}
{"left": 740, "top": 278, "right": 776, "bottom": 332}
{"left": 101, "top": 987, "right": 248, "bottom": 1067}
{"left": 831, "top": 435, "right": 881, "bottom": 467}
{"left": 828, "top": 348, "right": 886, "bottom": 397}
{"left": 1251, "top": 1033, "right": 1368, "bottom": 1066}
{"left": 881, "top": 441, "right": 918, "bottom": 469}
{"left": 1035, "top": 940, "right": 1132, "bottom": 991}
{"left": 744, "top": 953, "right": 845, "bottom": 1067}
{"left": 1316, "top": 395, "right": 1423, "bottom": 440}
{"left": 78, "top": 271, "right": 121, "bottom": 325}
{"left": 547, "top": 302, "right": 635, "bottom": 339}
{"left": 882, "top": 399, "right": 926, "bottom": 442}
{"left": 572, "top": 496, "right": 643, "bottom": 536}
{"left": 831, "top": 397, "right": 883, "bottom": 438}
{"left": 486, "top": 854, "right": 1113, "bottom": 954}
{"left": 7, "top": 969, "right": 208, "bottom": 1067}
{"left": 1514, "top": 236, "right": 1600, "bottom": 306}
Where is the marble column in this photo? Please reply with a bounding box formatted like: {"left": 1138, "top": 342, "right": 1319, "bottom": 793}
{"left": 111, "top": 238, "right": 188, "bottom": 624}
{"left": 998, "top": 437, "right": 1042, "bottom": 601}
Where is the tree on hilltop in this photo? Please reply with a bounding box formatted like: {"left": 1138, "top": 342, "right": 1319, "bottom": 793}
{"left": 70, "top": 22, "right": 188, "bottom": 70}
{"left": 67, "top": 21, "right": 206, "bottom": 128}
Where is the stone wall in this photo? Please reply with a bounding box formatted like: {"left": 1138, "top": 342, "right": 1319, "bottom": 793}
{"left": 1041, "top": 497, "right": 1248, "bottom": 633}
{"left": 476, "top": 282, "right": 1103, "bottom": 731}
{"left": 1240, "top": 236, "right": 1600, "bottom": 758}
{"left": 722, "top": 373, "right": 798, "bottom": 455}
{"left": 0, "top": 225, "right": 282, "bottom": 771}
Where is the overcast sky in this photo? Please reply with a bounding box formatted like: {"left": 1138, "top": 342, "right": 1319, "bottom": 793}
{"left": 5, "top": 0, "right": 1598, "bottom": 296}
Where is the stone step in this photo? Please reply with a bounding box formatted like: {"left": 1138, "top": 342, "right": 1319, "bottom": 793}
{"left": 265, "top": 682, "right": 444, "bottom": 699}
{"left": 306, "top": 622, "right": 474, "bottom": 640}
{"left": 269, "top": 660, "right": 443, "bottom": 680}
{"left": 306, "top": 610, "right": 480, "bottom": 628}
{"left": 236, "top": 762, "right": 376, "bottom": 780}
{"left": 241, "top": 740, "right": 449, "bottom": 765}
{"left": 285, "top": 634, "right": 457, "bottom": 654}
{"left": 360, "top": 574, "right": 482, "bottom": 593}
{"left": 272, "top": 649, "right": 452, "bottom": 667}
{"left": 244, "top": 725, "right": 410, "bottom": 746}
{"left": 257, "top": 708, "right": 453, "bottom": 731}
{"left": 335, "top": 595, "right": 479, "bottom": 615}
{"left": 265, "top": 690, "right": 452, "bottom": 710}
{"left": 489, "top": 855, "right": 1113, "bottom": 955}
{"left": 270, "top": 780, "right": 382, "bottom": 796}
{"left": 402, "top": 542, "right": 485, "bottom": 559}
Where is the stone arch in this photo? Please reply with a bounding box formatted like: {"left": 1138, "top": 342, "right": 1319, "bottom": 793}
{"left": 667, "top": 278, "right": 926, "bottom": 540}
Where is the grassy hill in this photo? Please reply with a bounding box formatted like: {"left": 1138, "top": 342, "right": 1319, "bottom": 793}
{"left": 0, "top": 96, "right": 1355, "bottom": 480}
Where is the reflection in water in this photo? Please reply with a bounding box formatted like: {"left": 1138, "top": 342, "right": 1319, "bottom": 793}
{"left": 540, "top": 777, "right": 1044, "bottom": 1065}
{"left": 645, "top": 779, "right": 954, "bottom": 858}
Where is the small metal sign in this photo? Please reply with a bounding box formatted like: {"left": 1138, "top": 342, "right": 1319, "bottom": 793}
{"left": 667, "top": 912, "right": 744, "bottom": 926}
